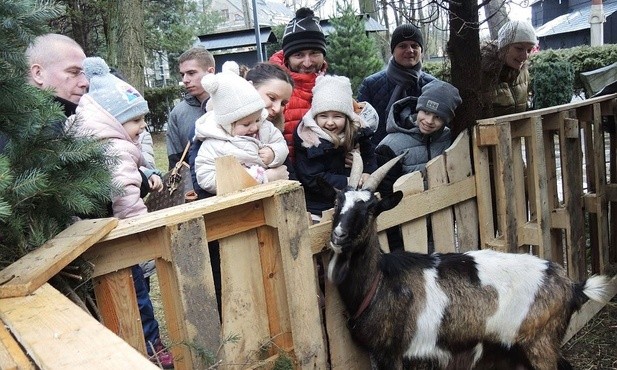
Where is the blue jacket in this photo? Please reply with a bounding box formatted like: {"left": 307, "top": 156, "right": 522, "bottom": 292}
{"left": 294, "top": 126, "right": 377, "bottom": 216}
{"left": 357, "top": 69, "right": 436, "bottom": 145}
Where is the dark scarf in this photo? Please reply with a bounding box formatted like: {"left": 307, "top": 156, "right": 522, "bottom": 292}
{"left": 385, "top": 57, "right": 422, "bottom": 115}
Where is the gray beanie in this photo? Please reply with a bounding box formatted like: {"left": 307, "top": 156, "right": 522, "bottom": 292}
{"left": 498, "top": 20, "right": 538, "bottom": 50}
{"left": 416, "top": 80, "right": 462, "bottom": 125}
{"left": 282, "top": 7, "right": 327, "bottom": 58}
{"left": 390, "top": 23, "right": 424, "bottom": 53}
{"left": 201, "top": 61, "right": 266, "bottom": 134}
{"left": 310, "top": 75, "right": 358, "bottom": 121}
{"left": 83, "top": 57, "right": 149, "bottom": 124}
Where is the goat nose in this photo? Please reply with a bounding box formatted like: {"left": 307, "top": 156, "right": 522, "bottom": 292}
{"left": 332, "top": 226, "right": 347, "bottom": 239}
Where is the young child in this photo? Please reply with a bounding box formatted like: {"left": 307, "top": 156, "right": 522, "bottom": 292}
{"left": 375, "top": 79, "right": 462, "bottom": 194}
{"left": 67, "top": 57, "right": 172, "bottom": 368}
{"left": 293, "top": 75, "right": 378, "bottom": 220}
{"left": 193, "top": 62, "right": 290, "bottom": 195}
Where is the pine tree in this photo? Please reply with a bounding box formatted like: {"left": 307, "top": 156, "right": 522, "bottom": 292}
{"left": 326, "top": 0, "right": 384, "bottom": 94}
{"left": 0, "top": 1, "right": 114, "bottom": 264}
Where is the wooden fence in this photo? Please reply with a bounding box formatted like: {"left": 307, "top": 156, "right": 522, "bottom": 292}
{"left": 0, "top": 94, "right": 616, "bottom": 369}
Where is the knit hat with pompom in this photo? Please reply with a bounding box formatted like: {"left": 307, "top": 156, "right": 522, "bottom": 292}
{"left": 310, "top": 75, "right": 359, "bottom": 122}
{"left": 83, "top": 57, "right": 149, "bottom": 124}
{"left": 202, "top": 60, "right": 266, "bottom": 134}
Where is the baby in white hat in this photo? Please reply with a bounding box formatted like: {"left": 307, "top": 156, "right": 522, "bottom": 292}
{"left": 194, "top": 61, "right": 289, "bottom": 194}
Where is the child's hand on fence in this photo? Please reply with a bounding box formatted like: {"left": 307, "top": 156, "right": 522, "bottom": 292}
{"left": 149, "top": 174, "right": 163, "bottom": 192}
{"left": 259, "top": 146, "right": 275, "bottom": 166}
{"left": 265, "top": 165, "right": 289, "bottom": 181}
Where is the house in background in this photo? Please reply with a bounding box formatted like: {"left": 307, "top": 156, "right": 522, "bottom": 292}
{"left": 196, "top": 14, "right": 386, "bottom": 70}
{"left": 531, "top": 0, "right": 617, "bottom": 49}
{"left": 209, "top": 0, "right": 293, "bottom": 30}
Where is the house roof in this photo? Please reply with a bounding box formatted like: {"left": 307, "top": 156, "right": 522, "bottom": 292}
{"left": 196, "top": 28, "right": 277, "bottom": 51}
{"left": 536, "top": 1, "right": 617, "bottom": 37}
{"left": 196, "top": 14, "right": 386, "bottom": 51}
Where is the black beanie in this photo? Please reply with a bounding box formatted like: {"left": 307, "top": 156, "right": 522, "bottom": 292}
{"left": 416, "top": 80, "right": 462, "bottom": 125}
{"left": 282, "top": 7, "right": 327, "bottom": 58}
{"left": 390, "top": 23, "right": 424, "bottom": 53}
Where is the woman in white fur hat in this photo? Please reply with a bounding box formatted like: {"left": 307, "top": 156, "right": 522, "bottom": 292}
{"left": 480, "top": 19, "right": 538, "bottom": 118}
{"left": 193, "top": 61, "right": 290, "bottom": 194}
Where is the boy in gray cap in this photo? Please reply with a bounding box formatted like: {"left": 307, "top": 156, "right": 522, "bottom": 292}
{"left": 375, "top": 79, "right": 462, "bottom": 179}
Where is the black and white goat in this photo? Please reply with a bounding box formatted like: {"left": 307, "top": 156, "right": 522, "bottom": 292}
{"left": 326, "top": 152, "right": 609, "bottom": 370}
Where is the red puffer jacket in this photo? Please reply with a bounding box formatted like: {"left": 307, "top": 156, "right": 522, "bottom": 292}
{"left": 269, "top": 50, "right": 328, "bottom": 163}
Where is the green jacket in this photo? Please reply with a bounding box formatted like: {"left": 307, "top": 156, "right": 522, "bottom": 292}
{"left": 480, "top": 42, "right": 530, "bottom": 118}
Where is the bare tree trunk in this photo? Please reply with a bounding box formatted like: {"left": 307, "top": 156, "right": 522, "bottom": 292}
{"left": 104, "top": 0, "right": 118, "bottom": 68}
{"left": 359, "top": 0, "right": 380, "bottom": 21}
{"left": 484, "top": 0, "right": 509, "bottom": 40}
{"left": 448, "top": 0, "right": 481, "bottom": 137}
{"left": 117, "top": 0, "right": 146, "bottom": 92}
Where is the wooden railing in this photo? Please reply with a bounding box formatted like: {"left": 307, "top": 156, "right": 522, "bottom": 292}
{"left": 0, "top": 94, "right": 615, "bottom": 369}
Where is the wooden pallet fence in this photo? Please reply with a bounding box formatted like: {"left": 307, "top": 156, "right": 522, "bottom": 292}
{"left": 0, "top": 94, "right": 615, "bottom": 369}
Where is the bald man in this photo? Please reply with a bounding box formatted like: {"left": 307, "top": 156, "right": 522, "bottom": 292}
{"left": 26, "top": 33, "right": 89, "bottom": 116}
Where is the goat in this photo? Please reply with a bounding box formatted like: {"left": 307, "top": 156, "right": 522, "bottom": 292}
{"left": 326, "top": 152, "right": 609, "bottom": 370}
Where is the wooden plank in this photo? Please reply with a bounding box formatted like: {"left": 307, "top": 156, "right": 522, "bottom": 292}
{"left": 446, "top": 130, "right": 479, "bottom": 252}
{"left": 591, "top": 103, "right": 610, "bottom": 272}
{"left": 0, "top": 218, "right": 117, "bottom": 298}
{"left": 93, "top": 267, "right": 146, "bottom": 354}
{"left": 562, "top": 275, "right": 617, "bottom": 344}
{"left": 257, "top": 225, "right": 293, "bottom": 353}
{"left": 219, "top": 230, "right": 270, "bottom": 366}
{"left": 97, "top": 180, "right": 301, "bottom": 242}
{"left": 0, "top": 283, "right": 158, "bottom": 369}
{"left": 322, "top": 256, "right": 371, "bottom": 370}
{"left": 263, "top": 189, "right": 328, "bottom": 369}
{"left": 543, "top": 120, "right": 563, "bottom": 262}
{"left": 512, "top": 135, "right": 527, "bottom": 247}
{"left": 473, "top": 125, "right": 496, "bottom": 249}
{"left": 426, "top": 154, "right": 456, "bottom": 253}
{"left": 0, "top": 321, "right": 33, "bottom": 370}
{"left": 203, "top": 201, "right": 266, "bottom": 241}
{"left": 528, "top": 116, "right": 552, "bottom": 259}
{"left": 474, "top": 123, "right": 499, "bottom": 146}
{"left": 560, "top": 115, "right": 586, "bottom": 280}
{"left": 215, "top": 155, "right": 259, "bottom": 195}
{"left": 393, "top": 171, "right": 428, "bottom": 253}
{"left": 160, "top": 218, "right": 220, "bottom": 370}
{"left": 84, "top": 228, "right": 166, "bottom": 278}
{"left": 494, "top": 123, "right": 518, "bottom": 252}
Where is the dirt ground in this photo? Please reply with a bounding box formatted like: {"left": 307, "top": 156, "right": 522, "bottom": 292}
{"left": 563, "top": 293, "right": 617, "bottom": 369}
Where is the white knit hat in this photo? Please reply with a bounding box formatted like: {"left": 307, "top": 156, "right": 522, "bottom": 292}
{"left": 201, "top": 61, "right": 266, "bottom": 134}
{"left": 310, "top": 75, "right": 357, "bottom": 120}
{"left": 498, "top": 20, "right": 537, "bottom": 49}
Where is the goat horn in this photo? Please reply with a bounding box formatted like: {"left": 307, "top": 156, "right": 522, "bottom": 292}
{"left": 348, "top": 150, "right": 363, "bottom": 189}
{"left": 361, "top": 154, "right": 404, "bottom": 192}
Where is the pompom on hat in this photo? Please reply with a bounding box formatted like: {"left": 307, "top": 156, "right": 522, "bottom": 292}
{"left": 282, "top": 7, "right": 327, "bottom": 58}
{"left": 390, "top": 23, "right": 424, "bottom": 53}
{"left": 202, "top": 61, "right": 266, "bottom": 134}
{"left": 497, "top": 20, "right": 538, "bottom": 50}
{"left": 310, "top": 75, "right": 359, "bottom": 122}
{"left": 83, "top": 57, "right": 149, "bottom": 124}
{"left": 416, "top": 80, "right": 462, "bottom": 125}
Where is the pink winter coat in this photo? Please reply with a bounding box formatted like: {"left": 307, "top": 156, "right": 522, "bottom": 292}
{"left": 70, "top": 95, "right": 147, "bottom": 219}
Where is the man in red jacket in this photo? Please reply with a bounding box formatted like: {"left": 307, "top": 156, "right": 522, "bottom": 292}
{"left": 269, "top": 7, "right": 328, "bottom": 162}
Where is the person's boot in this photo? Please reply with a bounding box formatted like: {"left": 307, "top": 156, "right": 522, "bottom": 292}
{"left": 148, "top": 338, "right": 174, "bottom": 369}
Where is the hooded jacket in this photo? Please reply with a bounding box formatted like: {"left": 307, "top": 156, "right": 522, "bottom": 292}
{"left": 375, "top": 96, "right": 451, "bottom": 194}
{"left": 193, "top": 111, "right": 288, "bottom": 194}
{"left": 480, "top": 42, "right": 530, "bottom": 118}
{"left": 71, "top": 94, "right": 147, "bottom": 219}
{"left": 269, "top": 50, "right": 328, "bottom": 162}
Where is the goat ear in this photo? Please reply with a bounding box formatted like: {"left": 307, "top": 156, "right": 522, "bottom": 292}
{"left": 375, "top": 191, "right": 403, "bottom": 215}
{"left": 316, "top": 176, "right": 338, "bottom": 202}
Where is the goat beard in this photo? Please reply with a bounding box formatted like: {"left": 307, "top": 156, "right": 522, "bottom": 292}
{"left": 327, "top": 252, "right": 350, "bottom": 285}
